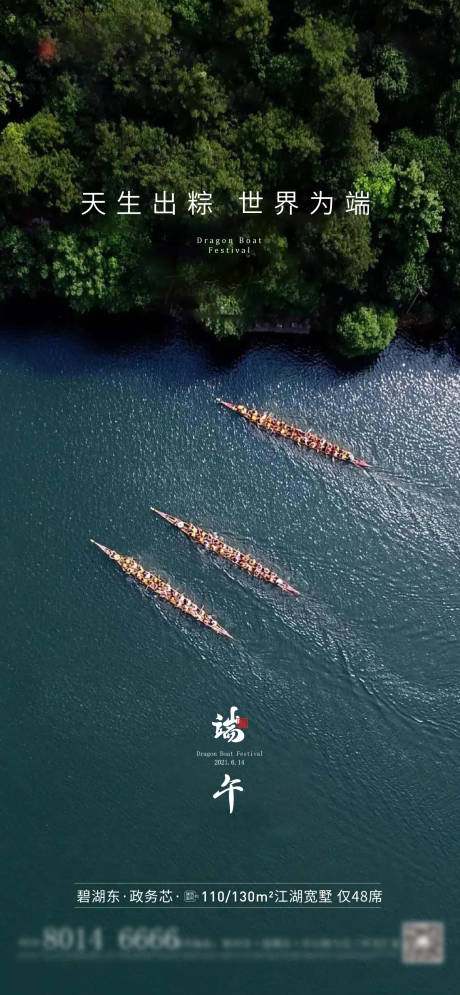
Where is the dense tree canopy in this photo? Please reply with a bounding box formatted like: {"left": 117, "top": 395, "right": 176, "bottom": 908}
{"left": 0, "top": 0, "right": 458, "bottom": 351}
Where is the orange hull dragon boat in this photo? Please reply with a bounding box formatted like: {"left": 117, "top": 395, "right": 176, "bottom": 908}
{"left": 152, "top": 509, "right": 300, "bottom": 595}
{"left": 91, "top": 540, "right": 232, "bottom": 638}
{"left": 217, "top": 399, "right": 370, "bottom": 468}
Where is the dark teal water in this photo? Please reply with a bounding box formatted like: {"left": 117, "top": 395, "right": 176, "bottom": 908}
{"left": 2, "top": 323, "right": 459, "bottom": 993}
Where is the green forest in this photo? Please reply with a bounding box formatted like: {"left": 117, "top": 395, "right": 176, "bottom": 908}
{"left": 0, "top": 0, "right": 459, "bottom": 353}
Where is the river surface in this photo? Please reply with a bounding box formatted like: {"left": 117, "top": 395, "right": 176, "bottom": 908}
{"left": 1, "top": 321, "right": 459, "bottom": 994}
